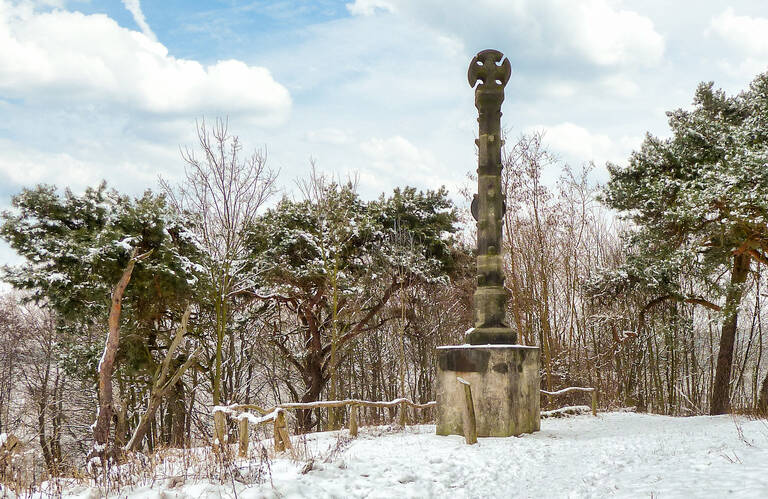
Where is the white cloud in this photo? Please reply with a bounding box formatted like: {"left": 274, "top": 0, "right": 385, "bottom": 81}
{"left": 305, "top": 128, "right": 352, "bottom": 145}
{"left": 566, "top": 0, "right": 663, "bottom": 66}
{"left": 599, "top": 74, "right": 640, "bottom": 97}
{"left": 121, "top": 0, "right": 156, "bottom": 42}
{"left": 710, "top": 8, "right": 768, "bottom": 56}
{"left": 0, "top": 2, "right": 291, "bottom": 121}
{"left": 707, "top": 9, "right": 768, "bottom": 83}
{"left": 346, "top": 0, "right": 395, "bottom": 16}
{"left": 0, "top": 138, "right": 162, "bottom": 192}
{"left": 0, "top": 149, "right": 92, "bottom": 188}
{"left": 347, "top": 0, "right": 664, "bottom": 68}
{"left": 360, "top": 136, "right": 435, "bottom": 172}
{"left": 541, "top": 81, "right": 577, "bottom": 98}
{"left": 715, "top": 57, "right": 768, "bottom": 84}
{"left": 527, "top": 122, "right": 641, "bottom": 166}
{"left": 358, "top": 135, "right": 462, "bottom": 192}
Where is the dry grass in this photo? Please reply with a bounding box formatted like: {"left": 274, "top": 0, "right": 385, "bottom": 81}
{"left": 0, "top": 438, "right": 275, "bottom": 498}
{"left": 3, "top": 418, "right": 427, "bottom": 497}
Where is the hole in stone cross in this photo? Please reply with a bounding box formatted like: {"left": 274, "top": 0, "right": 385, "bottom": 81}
{"left": 476, "top": 60, "right": 483, "bottom": 66}
{"left": 495, "top": 79, "right": 502, "bottom": 85}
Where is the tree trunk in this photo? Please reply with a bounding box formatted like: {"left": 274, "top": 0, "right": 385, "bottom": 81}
{"left": 37, "top": 345, "right": 54, "bottom": 474}
{"left": 758, "top": 370, "right": 768, "bottom": 415}
{"left": 186, "top": 368, "right": 196, "bottom": 445}
{"left": 126, "top": 394, "right": 163, "bottom": 451}
{"left": 710, "top": 252, "right": 750, "bottom": 415}
{"left": 52, "top": 374, "right": 63, "bottom": 467}
{"left": 297, "top": 360, "right": 326, "bottom": 433}
{"left": 90, "top": 252, "right": 139, "bottom": 462}
{"left": 169, "top": 379, "right": 186, "bottom": 447}
{"left": 125, "top": 310, "right": 197, "bottom": 452}
{"left": 38, "top": 399, "right": 53, "bottom": 473}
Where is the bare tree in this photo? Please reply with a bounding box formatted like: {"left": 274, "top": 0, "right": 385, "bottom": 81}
{"left": 17, "top": 303, "right": 64, "bottom": 475}
{"left": 501, "top": 132, "right": 559, "bottom": 389}
{"left": 161, "top": 118, "right": 278, "bottom": 441}
{"left": 0, "top": 296, "right": 24, "bottom": 436}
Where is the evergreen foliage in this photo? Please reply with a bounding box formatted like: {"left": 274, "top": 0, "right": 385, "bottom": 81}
{"left": 0, "top": 184, "right": 205, "bottom": 378}
{"left": 595, "top": 72, "right": 768, "bottom": 413}
{"left": 243, "top": 182, "right": 459, "bottom": 429}
{"left": 599, "top": 75, "right": 768, "bottom": 298}
{"left": 248, "top": 183, "right": 457, "bottom": 301}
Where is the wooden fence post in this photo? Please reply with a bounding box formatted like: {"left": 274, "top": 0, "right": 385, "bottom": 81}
{"left": 591, "top": 389, "right": 598, "bottom": 416}
{"left": 213, "top": 410, "right": 227, "bottom": 451}
{"left": 238, "top": 418, "right": 249, "bottom": 457}
{"left": 221, "top": 398, "right": 436, "bottom": 453}
{"left": 349, "top": 405, "right": 359, "bottom": 437}
{"left": 273, "top": 413, "right": 285, "bottom": 452}
{"left": 273, "top": 410, "right": 292, "bottom": 453}
{"left": 457, "top": 377, "right": 477, "bottom": 445}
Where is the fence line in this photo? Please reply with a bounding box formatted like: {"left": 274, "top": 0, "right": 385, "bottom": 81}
{"left": 213, "top": 388, "right": 597, "bottom": 455}
{"left": 541, "top": 387, "right": 597, "bottom": 416}
{"left": 213, "top": 397, "right": 437, "bottom": 456}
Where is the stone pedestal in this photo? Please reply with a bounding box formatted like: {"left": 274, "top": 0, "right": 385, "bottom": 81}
{"left": 436, "top": 345, "right": 540, "bottom": 437}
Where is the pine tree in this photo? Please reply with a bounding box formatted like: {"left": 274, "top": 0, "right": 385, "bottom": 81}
{"left": 598, "top": 72, "right": 768, "bottom": 414}
{"left": 1, "top": 184, "right": 204, "bottom": 453}
{"left": 244, "top": 182, "right": 458, "bottom": 431}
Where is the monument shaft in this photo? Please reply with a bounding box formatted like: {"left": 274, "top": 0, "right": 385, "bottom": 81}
{"left": 435, "top": 49, "right": 540, "bottom": 438}
{"left": 467, "top": 49, "right": 515, "bottom": 345}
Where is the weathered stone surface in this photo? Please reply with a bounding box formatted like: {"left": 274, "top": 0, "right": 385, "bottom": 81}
{"left": 435, "top": 50, "right": 539, "bottom": 439}
{"left": 436, "top": 345, "right": 540, "bottom": 437}
{"left": 439, "top": 348, "right": 490, "bottom": 372}
{"left": 467, "top": 49, "right": 515, "bottom": 345}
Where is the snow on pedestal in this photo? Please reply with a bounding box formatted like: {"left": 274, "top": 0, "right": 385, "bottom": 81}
{"left": 436, "top": 344, "right": 540, "bottom": 437}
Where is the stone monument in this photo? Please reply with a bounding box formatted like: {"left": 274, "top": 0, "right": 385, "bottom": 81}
{"left": 436, "top": 49, "right": 540, "bottom": 437}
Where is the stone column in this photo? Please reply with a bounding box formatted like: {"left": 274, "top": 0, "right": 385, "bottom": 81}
{"left": 466, "top": 49, "right": 515, "bottom": 345}
{"left": 435, "top": 49, "right": 540, "bottom": 438}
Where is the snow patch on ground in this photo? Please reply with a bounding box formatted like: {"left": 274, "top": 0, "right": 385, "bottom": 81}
{"left": 47, "top": 413, "right": 768, "bottom": 498}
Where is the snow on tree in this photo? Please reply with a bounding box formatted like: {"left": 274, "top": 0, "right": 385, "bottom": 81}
{"left": 594, "top": 72, "right": 768, "bottom": 415}
{"left": 241, "top": 180, "right": 459, "bottom": 431}
{"left": 1, "top": 183, "right": 205, "bottom": 455}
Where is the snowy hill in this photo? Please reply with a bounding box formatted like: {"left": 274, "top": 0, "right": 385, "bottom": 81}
{"left": 51, "top": 413, "right": 768, "bottom": 498}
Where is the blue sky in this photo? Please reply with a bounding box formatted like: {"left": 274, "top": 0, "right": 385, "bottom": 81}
{"left": 1, "top": 0, "right": 768, "bottom": 267}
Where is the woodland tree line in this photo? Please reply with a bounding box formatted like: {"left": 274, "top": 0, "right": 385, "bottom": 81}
{"left": 1, "top": 72, "right": 767, "bottom": 476}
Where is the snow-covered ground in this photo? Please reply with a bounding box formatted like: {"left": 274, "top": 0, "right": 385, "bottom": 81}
{"left": 54, "top": 412, "right": 768, "bottom": 498}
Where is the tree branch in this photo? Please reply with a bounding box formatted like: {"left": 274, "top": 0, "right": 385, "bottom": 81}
{"left": 337, "top": 279, "right": 406, "bottom": 349}
{"left": 748, "top": 248, "right": 768, "bottom": 267}
{"left": 639, "top": 293, "right": 721, "bottom": 332}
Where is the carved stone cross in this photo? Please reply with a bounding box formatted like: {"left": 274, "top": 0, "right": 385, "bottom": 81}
{"left": 466, "top": 49, "right": 515, "bottom": 345}
{"left": 436, "top": 51, "right": 540, "bottom": 436}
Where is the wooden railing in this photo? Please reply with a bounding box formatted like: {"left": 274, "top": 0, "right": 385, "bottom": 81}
{"left": 541, "top": 387, "right": 597, "bottom": 416}
{"left": 214, "top": 398, "right": 437, "bottom": 456}
{"left": 214, "top": 387, "right": 597, "bottom": 454}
